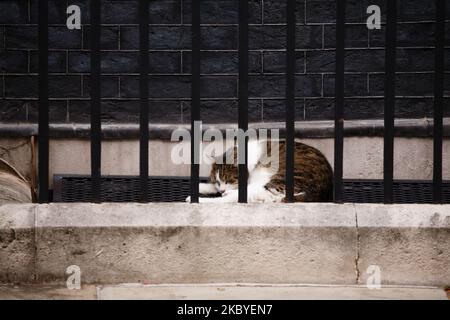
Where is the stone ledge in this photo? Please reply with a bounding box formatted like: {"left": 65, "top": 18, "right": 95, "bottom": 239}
{"left": 0, "top": 203, "right": 449, "bottom": 286}
{"left": 1, "top": 118, "right": 450, "bottom": 139}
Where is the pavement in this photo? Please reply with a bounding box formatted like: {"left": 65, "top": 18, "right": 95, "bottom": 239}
{"left": 0, "top": 284, "right": 448, "bottom": 300}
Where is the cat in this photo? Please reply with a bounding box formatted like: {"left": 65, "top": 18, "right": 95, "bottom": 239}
{"left": 188, "top": 139, "right": 333, "bottom": 203}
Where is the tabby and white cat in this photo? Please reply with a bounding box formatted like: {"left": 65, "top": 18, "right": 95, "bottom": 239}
{"left": 189, "top": 140, "right": 333, "bottom": 203}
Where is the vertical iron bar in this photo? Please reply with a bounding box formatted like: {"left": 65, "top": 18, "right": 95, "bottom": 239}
{"left": 433, "top": 0, "right": 446, "bottom": 204}
{"left": 139, "top": 0, "right": 149, "bottom": 202}
{"left": 238, "top": 0, "right": 249, "bottom": 203}
{"left": 285, "top": 0, "right": 296, "bottom": 202}
{"left": 334, "top": 0, "right": 345, "bottom": 203}
{"left": 38, "top": 0, "right": 49, "bottom": 203}
{"left": 384, "top": 0, "right": 397, "bottom": 204}
{"left": 90, "top": 0, "right": 101, "bottom": 203}
{"left": 190, "top": 0, "right": 200, "bottom": 203}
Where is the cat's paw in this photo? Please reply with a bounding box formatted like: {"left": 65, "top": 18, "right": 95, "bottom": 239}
{"left": 185, "top": 196, "right": 191, "bottom": 203}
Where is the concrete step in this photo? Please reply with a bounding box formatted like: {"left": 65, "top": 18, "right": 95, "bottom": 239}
{"left": 1, "top": 203, "right": 449, "bottom": 286}
{"left": 0, "top": 284, "right": 448, "bottom": 300}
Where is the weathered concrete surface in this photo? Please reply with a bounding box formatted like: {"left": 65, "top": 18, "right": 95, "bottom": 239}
{"left": 356, "top": 204, "right": 450, "bottom": 287}
{"left": 34, "top": 203, "right": 357, "bottom": 285}
{"left": 0, "top": 203, "right": 449, "bottom": 286}
{"left": 0, "top": 284, "right": 97, "bottom": 300}
{"left": 0, "top": 204, "right": 36, "bottom": 283}
{"left": 97, "top": 284, "right": 448, "bottom": 300}
{"left": 0, "top": 283, "right": 446, "bottom": 300}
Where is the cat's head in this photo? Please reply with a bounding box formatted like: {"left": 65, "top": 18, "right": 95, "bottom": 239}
{"left": 210, "top": 147, "right": 239, "bottom": 194}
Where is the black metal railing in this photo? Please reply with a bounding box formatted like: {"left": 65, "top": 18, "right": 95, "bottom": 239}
{"left": 37, "top": 0, "right": 446, "bottom": 204}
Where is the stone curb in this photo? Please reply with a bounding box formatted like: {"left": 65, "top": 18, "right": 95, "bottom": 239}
{"left": 0, "top": 203, "right": 449, "bottom": 286}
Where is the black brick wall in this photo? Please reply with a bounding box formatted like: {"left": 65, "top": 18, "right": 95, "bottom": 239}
{"left": 0, "top": 0, "right": 449, "bottom": 124}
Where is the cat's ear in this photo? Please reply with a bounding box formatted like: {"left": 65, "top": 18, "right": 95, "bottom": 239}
{"left": 223, "top": 147, "right": 236, "bottom": 165}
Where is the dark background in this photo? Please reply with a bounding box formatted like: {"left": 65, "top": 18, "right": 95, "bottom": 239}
{"left": 0, "top": 0, "right": 449, "bottom": 124}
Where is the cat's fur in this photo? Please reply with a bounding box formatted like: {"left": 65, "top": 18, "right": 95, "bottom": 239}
{"left": 190, "top": 140, "right": 333, "bottom": 203}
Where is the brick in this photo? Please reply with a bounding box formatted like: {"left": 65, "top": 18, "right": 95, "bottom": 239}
{"left": 0, "top": 99, "right": 67, "bottom": 123}
{"left": 369, "top": 73, "right": 436, "bottom": 97}
{"left": 5, "top": 26, "right": 38, "bottom": 49}
{"left": 5, "top": 75, "right": 81, "bottom": 98}
{"left": 149, "top": 101, "right": 183, "bottom": 123}
{"left": 0, "top": 27, "right": 5, "bottom": 49}
{"left": 148, "top": 52, "right": 181, "bottom": 74}
{"left": 249, "top": 74, "right": 321, "bottom": 98}
{"left": 48, "top": 26, "right": 82, "bottom": 49}
{"left": 181, "top": 99, "right": 262, "bottom": 124}
{"left": 6, "top": 26, "right": 76, "bottom": 49}
{"left": 102, "top": 0, "right": 139, "bottom": 24}
{"left": 83, "top": 26, "right": 120, "bottom": 50}
{"left": 0, "top": 50, "right": 28, "bottom": 73}
{"left": 250, "top": 25, "right": 322, "bottom": 50}
{"left": 397, "top": 49, "right": 435, "bottom": 72}
{"left": 295, "top": 74, "right": 322, "bottom": 97}
{"left": 68, "top": 99, "right": 184, "bottom": 124}
{"left": 182, "top": 0, "right": 261, "bottom": 24}
{"left": 65, "top": 0, "right": 142, "bottom": 25}
{"left": 69, "top": 51, "right": 181, "bottom": 74}
{"left": 263, "top": 51, "right": 304, "bottom": 73}
{"left": 120, "top": 75, "right": 237, "bottom": 99}
{"left": 397, "top": 0, "right": 437, "bottom": 22}
{"left": 0, "top": 99, "right": 28, "bottom": 122}
{"left": 0, "top": 0, "right": 29, "bottom": 24}
{"left": 67, "top": 100, "right": 91, "bottom": 123}
{"left": 306, "top": 0, "right": 386, "bottom": 24}
{"left": 370, "top": 23, "right": 450, "bottom": 48}
{"left": 82, "top": 76, "right": 120, "bottom": 98}
{"left": 304, "top": 98, "right": 335, "bottom": 120}
{"left": 395, "top": 98, "right": 434, "bottom": 118}
{"left": 70, "top": 0, "right": 181, "bottom": 24}
{"left": 343, "top": 50, "right": 385, "bottom": 72}
{"left": 5, "top": 26, "right": 76, "bottom": 51}
{"left": 148, "top": 0, "right": 181, "bottom": 24}
{"left": 30, "top": 51, "right": 67, "bottom": 73}
{"left": 4, "top": 76, "right": 38, "bottom": 97}
{"left": 295, "top": 25, "right": 323, "bottom": 49}
{"left": 304, "top": 97, "right": 438, "bottom": 120}
{"left": 262, "top": 99, "right": 305, "bottom": 122}
{"left": 249, "top": 75, "right": 285, "bottom": 98}
{"left": 26, "top": 100, "right": 68, "bottom": 123}
{"left": 323, "top": 74, "right": 368, "bottom": 97}
{"left": 263, "top": 0, "right": 305, "bottom": 24}
{"left": 343, "top": 98, "right": 385, "bottom": 119}
{"left": 48, "top": 76, "right": 82, "bottom": 98}
{"left": 69, "top": 52, "right": 139, "bottom": 74}
{"left": 121, "top": 26, "right": 189, "bottom": 50}
{"left": 200, "top": 26, "right": 238, "bottom": 50}
{"left": 121, "top": 26, "right": 237, "bottom": 50}
{"left": 305, "top": 50, "right": 335, "bottom": 73}
{"left": 249, "top": 26, "right": 286, "bottom": 50}
{"left": 324, "top": 24, "right": 368, "bottom": 49}
{"left": 182, "top": 51, "right": 261, "bottom": 74}
{"left": 30, "top": 0, "right": 67, "bottom": 24}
